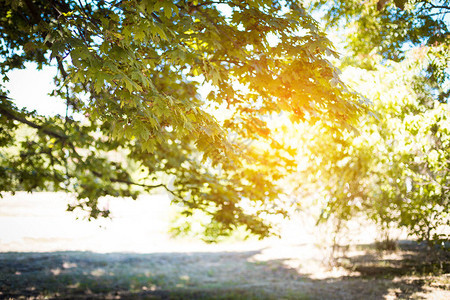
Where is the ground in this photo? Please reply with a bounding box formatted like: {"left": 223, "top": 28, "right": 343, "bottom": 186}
{"left": 0, "top": 193, "right": 448, "bottom": 299}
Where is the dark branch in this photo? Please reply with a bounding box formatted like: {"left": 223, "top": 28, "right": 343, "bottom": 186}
{"left": 23, "top": 0, "right": 42, "bottom": 24}
{"left": 0, "top": 105, "right": 67, "bottom": 140}
{"left": 90, "top": 169, "right": 180, "bottom": 197}
{"left": 0, "top": 99, "right": 177, "bottom": 195}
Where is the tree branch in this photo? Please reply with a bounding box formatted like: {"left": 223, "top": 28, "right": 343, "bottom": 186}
{"left": 0, "top": 104, "right": 67, "bottom": 141}
{"left": 23, "top": 0, "right": 42, "bottom": 24}
{"left": 0, "top": 99, "right": 180, "bottom": 197}
{"left": 90, "top": 169, "right": 181, "bottom": 198}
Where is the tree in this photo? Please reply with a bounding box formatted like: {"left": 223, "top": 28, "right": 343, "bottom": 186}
{"left": 299, "top": 0, "right": 449, "bottom": 244}
{"left": 310, "top": 0, "right": 449, "bottom": 102}
{"left": 297, "top": 60, "right": 449, "bottom": 244}
{"left": 0, "top": 0, "right": 363, "bottom": 238}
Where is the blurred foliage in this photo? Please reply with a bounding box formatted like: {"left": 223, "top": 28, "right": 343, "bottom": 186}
{"left": 310, "top": 0, "right": 449, "bottom": 101}
{"left": 296, "top": 50, "right": 449, "bottom": 245}
{"left": 168, "top": 205, "right": 256, "bottom": 243}
{"left": 0, "top": 0, "right": 365, "bottom": 239}
{"left": 301, "top": 0, "right": 449, "bottom": 245}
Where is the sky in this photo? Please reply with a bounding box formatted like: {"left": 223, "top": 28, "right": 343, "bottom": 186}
{"left": 4, "top": 63, "right": 68, "bottom": 116}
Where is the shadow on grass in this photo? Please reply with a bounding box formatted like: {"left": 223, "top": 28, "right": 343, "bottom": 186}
{"left": 336, "top": 240, "right": 450, "bottom": 278}
{"left": 0, "top": 242, "right": 448, "bottom": 299}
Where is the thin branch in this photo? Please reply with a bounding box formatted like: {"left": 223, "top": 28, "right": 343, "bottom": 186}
{"left": 151, "top": 12, "right": 163, "bottom": 23}
{"left": 91, "top": 169, "right": 180, "bottom": 197}
{"left": 23, "top": 0, "right": 42, "bottom": 24}
{"left": 428, "top": 4, "right": 450, "bottom": 10}
{"left": 425, "top": 11, "right": 450, "bottom": 17}
{"left": 0, "top": 105, "right": 67, "bottom": 140}
{"left": 56, "top": 57, "right": 69, "bottom": 79}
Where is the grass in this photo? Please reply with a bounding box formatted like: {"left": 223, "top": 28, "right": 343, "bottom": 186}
{"left": 0, "top": 242, "right": 448, "bottom": 299}
{"left": 0, "top": 251, "right": 310, "bottom": 299}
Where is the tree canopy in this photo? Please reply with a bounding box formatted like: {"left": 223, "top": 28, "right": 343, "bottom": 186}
{"left": 0, "top": 0, "right": 364, "bottom": 238}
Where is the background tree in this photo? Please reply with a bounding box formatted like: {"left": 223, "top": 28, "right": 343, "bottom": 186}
{"left": 0, "top": 0, "right": 364, "bottom": 238}
{"left": 299, "top": 0, "right": 449, "bottom": 244}
{"left": 310, "top": 0, "right": 449, "bottom": 102}
{"left": 296, "top": 59, "right": 449, "bottom": 244}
